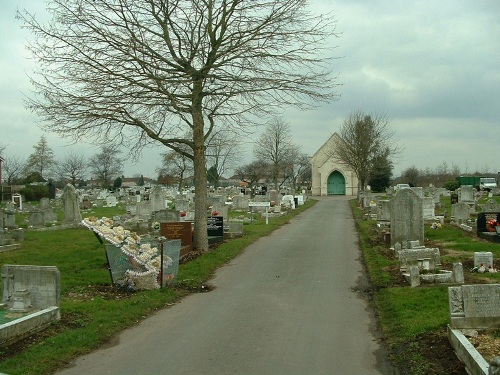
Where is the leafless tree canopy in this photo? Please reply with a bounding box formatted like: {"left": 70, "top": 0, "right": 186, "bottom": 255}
{"left": 89, "top": 146, "right": 123, "bottom": 189}
{"left": 328, "top": 111, "right": 400, "bottom": 191}
{"left": 254, "top": 117, "right": 299, "bottom": 189}
{"left": 19, "top": 0, "right": 339, "bottom": 251}
{"left": 57, "top": 152, "right": 88, "bottom": 186}
{"left": 20, "top": 0, "right": 339, "bottom": 152}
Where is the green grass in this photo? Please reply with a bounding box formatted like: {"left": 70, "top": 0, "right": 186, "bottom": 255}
{"left": 0, "top": 199, "right": 316, "bottom": 375}
{"left": 351, "top": 197, "right": 500, "bottom": 374}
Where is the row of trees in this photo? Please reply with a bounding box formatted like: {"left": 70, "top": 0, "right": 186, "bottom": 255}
{"left": 396, "top": 163, "right": 497, "bottom": 189}
{"left": 1, "top": 136, "right": 124, "bottom": 189}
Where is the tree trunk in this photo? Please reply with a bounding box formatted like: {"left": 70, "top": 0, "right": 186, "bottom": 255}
{"left": 192, "top": 83, "right": 208, "bottom": 252}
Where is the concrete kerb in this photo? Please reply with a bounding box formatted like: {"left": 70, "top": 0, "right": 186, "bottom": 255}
{"left": 447, "top": 325, "right": 489, "bottom": 375}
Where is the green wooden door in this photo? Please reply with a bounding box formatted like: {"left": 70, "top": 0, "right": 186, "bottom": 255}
{"left": 327, "top": 171, "right": 346, "bottom": 195}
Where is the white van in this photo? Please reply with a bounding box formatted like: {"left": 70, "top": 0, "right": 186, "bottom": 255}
{"left": 480, "top": 178, "right": 497, "bottom": 191}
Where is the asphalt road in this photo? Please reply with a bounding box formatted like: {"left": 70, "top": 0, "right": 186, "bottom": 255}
{"left": 56, "top": 196, "right": 394, "bottom": 375}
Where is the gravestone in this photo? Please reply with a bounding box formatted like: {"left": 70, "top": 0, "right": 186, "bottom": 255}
{"left": 411, "top": 187, "right": 423, "bottom": 198}
{"left": 409, "top": 266, "right": 420, "bottom": 288}
{"left": 106, "top": 196, "right": 117, "bottom": 207}
{"left": 152, "top": 209, "right": 179, "bottom": 223}
{"left": 232, "top": 195, "right": 249, "bottom": 210}
{"left": 448, "top": 284, "right": 500, "bottom": 329}
{"left": 422, "top": 197, "right": 435, "bottom": 220}
{"left": 211, "top": 202, "right": 229, "bottom": 221}
{"left": 397, "top": 247, "right": 441, "bottom": 271}
{"left": 459, "top": 185, "right": 475, "bottom": 202}
{"left": 160, "top": 222, "right": 192, "bottom": 255}
{"left": 453, "top": 263, "right": 464, "bottom": 284}
{"left": 484, "top": 199, "right": 500, "bottom": 213}
{"left": 1, "top": 265, "right": 61, "bottom": 311}
{"left": 175, "top": 199, "right": 190, "bottom": 213}
{"left": 62, "top": 184, "right": 82, "bottom": 223}
{"left": 452, "top": 202, "right": 470, "bottom": 225}
{"left": 377, "top": 200, "right": 391, "bottom": 221}
{"left": 149, "top": 186, "right": 165, "bottom": 212}
{"left": 474, "top": 252, "right": 494, "bottom": 268}
{"left": 476, "top": 212, "right": 500, "bottom": 235}
{"left": 162, "top": 239, "right": 181, "bottom": 287}
{"left": 227, "top": 221, "right": 244, "bottom": 236}
{"left": 207, "top": 216, "right": 224, "bottom": 237}
{"left": 269, "top": 190, "right": 280, "bottom": 205}
{"left": 390, "top": 189, "right": 424, "bottom": 247}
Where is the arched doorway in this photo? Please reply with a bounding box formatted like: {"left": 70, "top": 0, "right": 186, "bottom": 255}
{"left": 327, "top": 171, "right": 346, "bottom": 195}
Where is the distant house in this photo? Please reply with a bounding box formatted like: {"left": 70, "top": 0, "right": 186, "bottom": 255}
{"left": 310, "top": 133, "right": 358, "bottom": 196}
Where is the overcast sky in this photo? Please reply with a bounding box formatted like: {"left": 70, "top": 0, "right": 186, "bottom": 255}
{"left": 1, "top": 0, "right": 499, "bottom": 180}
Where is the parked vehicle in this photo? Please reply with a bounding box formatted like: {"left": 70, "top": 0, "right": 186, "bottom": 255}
{"left": 480, "top": 177, "right": 497, "bottom": 191}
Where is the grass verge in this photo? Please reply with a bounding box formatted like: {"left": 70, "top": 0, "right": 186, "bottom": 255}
{"left": 351, "top": 196, "right": 500, "bottom": 375}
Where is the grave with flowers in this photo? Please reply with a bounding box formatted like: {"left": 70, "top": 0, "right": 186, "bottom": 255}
{"left": 82, "top": 216, "right": 181, "bottom": 290}
{"left": 476, "top": 212, "right": 500, "bottom": 243}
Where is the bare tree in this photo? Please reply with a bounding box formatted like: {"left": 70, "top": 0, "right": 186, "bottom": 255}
{"left": 327, "top": 111, "right": 400, "bottom": 192}
{"left": 20, "top": 0, "right": 339, "bottom": 251}
{"left": 57, "top": 152, "right": 88, "bottom": 186}
{"left": 284, "top": 152, "right": 311, "bottom": 192}
{"left": 89, "top": 146, "right": 123, "bottom": 189}
{"left": 2, "top": 155, "right": 26, "bottom": 185}
{"left": 254, "top": 118, "right": 298, "bottom": 190}
{"left": 158, "top": 150, "right": 194, "bottom": 191}
{"left": 26, "top": 136, "right": 56, "bottom": 179}
{"left": 206, "top": 129, "right": 241, "bottom": 188}
{"left": 234, "top": 160, "right": 268, "bottom": 190}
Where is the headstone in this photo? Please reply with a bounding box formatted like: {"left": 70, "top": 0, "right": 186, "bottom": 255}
{"left": 207, "top": 216, "right": 224, "bottom": 237}
{"left": 390, "top": 189, "right": 424, "bottom": 247}
{"left": 227, "top": 221, "right": 244, "bottom": 235}
{"left": 452, "top": 202, "right": 470, "bottom": 225}
{"left": 453, "top": 263, "right": 464, "bottom": 284}
{"left": 1, "top": 265, "right": 61, "bottom": 311}
{"left": 397, "top": 247, "right": 441, "bottom": 271}
{"left": 160, "top": 222, "right": 192, "bottom": 250}
{"left": 1, "top": 212, "right": 15, "bottom": 229}
{"left": 377, "top": 200, "right": 391, "bottom": 221}
{"left": 476, "top": 212, "right": 500, "bottom": 234}
{"left": 459, "top": 185, "right": 475, "bottom": 202}
{"left": 62, "top": 184, "right": 82, "bottom": 223}
{"left": 409, "top": 266, "right": 420, "bottom": 288}
{"left": 474, "top": 252, "right": 494, "bottom": 269}
{"left": 410, "top": 187, "right": 423, "bottom": 198}
{"left": 175, "top": 199, "right": 190, "bottom": 213}
{"left": 269, "top": 190, "right": 280, "bottom": 205}
{"left": 484, "top": 199, "right": 500, "bottom": 213}
{"left": 448, "top": 284, "right": 500, "bottom": 329}
{"left": 29, "top": 211, "right": 45, "bottom": 227}
{"left": 232, "top": 195, "right": 249, "bottom": 210}
{"left": 152, "top": 209, "right": 179, "bottom": 223}
{"left": 150, "top": 186, "right": 166, "bottom": 212}
{"left": 162, "top": 239, "right": 181, "bottom": 287}
{"left": 422, "top": 197, "right": 435, "bottom": 220}
{"left": 211, "top": 202, "right": 229, "bottom": 221}
{"left": 106, "top": 196, "right": 117, "bottom": 207}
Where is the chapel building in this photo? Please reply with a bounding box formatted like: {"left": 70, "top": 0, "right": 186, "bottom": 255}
{"left": 310, "top": 133, "right": 358, "bottom": 196}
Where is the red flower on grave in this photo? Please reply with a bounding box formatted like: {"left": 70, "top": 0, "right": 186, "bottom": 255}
{"left": 212, "top": 210, "right": 219, "bottom": 216}
{"left": 180, "top": 211, "right": 187, "bottom": 217}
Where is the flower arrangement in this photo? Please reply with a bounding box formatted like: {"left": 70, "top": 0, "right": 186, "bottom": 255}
{"left": 487, "top": 219, "right": 498, "bottom": 232}
{"left": 430, "top": 222, "right": 442, "bottom": 229}
{"left": 82, "top": 216, "right": 161, "bottom": 290}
